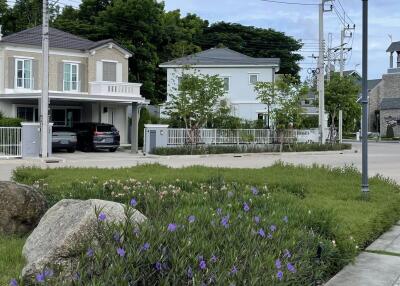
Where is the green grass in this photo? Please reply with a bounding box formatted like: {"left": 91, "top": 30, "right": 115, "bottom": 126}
{"left": 0, "top": 236, "right": 26, "bottom": 285}
{"left": 5, "top": 163, "right": 400, "bottom": 284}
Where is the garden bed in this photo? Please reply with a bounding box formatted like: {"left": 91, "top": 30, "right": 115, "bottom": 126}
{"left": 152, "top": 143, "right": 352, "bottom": 155}
{"left": 3, "top": 163, "right": 400, "bottom": 285}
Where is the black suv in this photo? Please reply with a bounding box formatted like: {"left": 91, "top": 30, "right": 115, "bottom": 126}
{"left": 74, "top": 123, "right": 120, "bottom": 152}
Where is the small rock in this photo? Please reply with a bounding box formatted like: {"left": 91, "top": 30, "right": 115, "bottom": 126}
{"left": 0, "top": 181, "right": 47, "bottom": 235}
{"left": 21, "top": 199, "right": 147, "bottom": 280}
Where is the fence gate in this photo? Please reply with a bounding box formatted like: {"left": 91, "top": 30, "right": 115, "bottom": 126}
{"left": 0, "top": 127, "right": 22, "bottom": 158}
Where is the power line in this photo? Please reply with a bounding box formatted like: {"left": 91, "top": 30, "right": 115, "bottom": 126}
{"left": 260, "top": 0, "right": 318, "bottom": 6}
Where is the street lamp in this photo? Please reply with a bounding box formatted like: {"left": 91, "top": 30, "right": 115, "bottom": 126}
{"left": 361, "top": 0, "right": 369, "bottom": 198}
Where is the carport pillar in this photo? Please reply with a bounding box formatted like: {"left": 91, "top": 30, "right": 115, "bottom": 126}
{"left": 131, "top": 102, "right": 139, "bottom": 153}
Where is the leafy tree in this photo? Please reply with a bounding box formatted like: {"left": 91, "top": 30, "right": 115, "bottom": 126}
{"left": 325, "top": 74, "right": 360, "bottom": 139}
{"left": 197, "top": 22, "right": 303, "bottom": 76}
{"left": 255, "top": 75, "right": 307, "bottom": 151}
{"left": 165, "top": 71, "right": 225, "bottom": 144}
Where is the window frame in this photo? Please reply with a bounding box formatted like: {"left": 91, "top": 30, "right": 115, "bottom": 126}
{"left": 102, "top": 61, "right": 117, "bottom": 82}
{"left": 15, "top": 58, "right": 33, "bottom": 89}
{"left": 249, "top": 73, "right": 259, "bottom": 85}
{"left": 63, "top": 62, "right": 80, "bottom": 92}
{"left": 222, "top": 76, "right": 230, "bottom": 92}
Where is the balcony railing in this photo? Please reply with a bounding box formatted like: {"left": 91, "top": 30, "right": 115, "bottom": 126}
{"left": 89, "top": 81, "right": 142, "bottom": 97}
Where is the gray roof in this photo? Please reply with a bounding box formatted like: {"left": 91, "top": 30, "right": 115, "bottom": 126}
{"left": 387, "top": 41, "right": 400, "bottom": 53}
{"left": 381, "top": 98, "right": 400, "bottom": 110}
{"left": 160, "top": 48, "right": 280, "bottom": 67}
{"left": 368, "top": 79, "right": 382, "bottom": 91}
{"left": 0, "top": 26, "right": 131, "bottom": 55}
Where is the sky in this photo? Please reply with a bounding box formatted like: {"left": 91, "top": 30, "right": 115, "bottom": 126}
{"left": 59, "top": 0, "right": 400, "bottom": 80}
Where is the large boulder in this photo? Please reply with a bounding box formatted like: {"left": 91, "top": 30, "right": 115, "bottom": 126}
{"left": 22, "top": 199, "right": 147, "bottom": 280}
{"left": 0, "top": 181, "right": 47, "bottom": 235}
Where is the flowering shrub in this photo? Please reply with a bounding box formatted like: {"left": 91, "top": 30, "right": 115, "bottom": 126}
{"left": 14, "top": 180, "right": 359, "bottom": 285}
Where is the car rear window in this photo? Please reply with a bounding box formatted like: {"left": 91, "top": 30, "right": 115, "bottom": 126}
{"left": 96, "top": 125, "right": 114, "bottom": 132}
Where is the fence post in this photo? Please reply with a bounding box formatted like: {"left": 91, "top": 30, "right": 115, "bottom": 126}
{"left": 237, "top": 129, "right": 240, "bottom": 146}
{"left": 214, "top": 129, "right": 217, "bottom": 145}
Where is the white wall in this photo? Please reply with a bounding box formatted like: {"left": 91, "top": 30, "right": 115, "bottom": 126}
{"left": 0, "top": 47, "right": 4, "bottom": 93}
{"left": 166, "top": 66, "right": 275, "bottom": 121}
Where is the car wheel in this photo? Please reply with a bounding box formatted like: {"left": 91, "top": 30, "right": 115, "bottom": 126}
{"left": 109, "top": 147, "right": 118, "bottom": 152}
{"left": 67, "top": 148, "right": 76, "bottom": 153}
{"left": 83, "top": 143, "right": 93, "bottom": 152}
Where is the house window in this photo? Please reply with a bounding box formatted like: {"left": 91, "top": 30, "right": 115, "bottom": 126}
{"left": 63, "top": 63, "right": 79, "bottom": 92}
{"left": 103, "top": 62, "right": 117, "bottom": 82}
{"left": 223, "top": 77, "right": 230, "bottom": 92}
{"left": 249, "top": 74, "right": 259, "bottom": 85}
{"left": 17, "top": 106, "right": 38, "bottom": 122}
{"left": 16, "top": 58, "right": 32, "bottom": 89}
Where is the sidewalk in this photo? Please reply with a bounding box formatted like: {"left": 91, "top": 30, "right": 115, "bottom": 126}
{"left": 325, "top": 222, "right": 400, "bottom": 286}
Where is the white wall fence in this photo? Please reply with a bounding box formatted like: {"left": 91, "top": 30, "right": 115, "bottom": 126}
{"left": 167, "top": 128, "right": 326, "bottom": 146}
{"left": 0, "top": 127, "right": 22, "bottom": 158}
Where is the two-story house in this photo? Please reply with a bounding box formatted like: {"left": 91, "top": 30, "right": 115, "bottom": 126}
{"left": 159, "top": 47, "right": 280, "bottom": 122}
{"left": 0, "top": 26, "right": 148, "bottom": 146}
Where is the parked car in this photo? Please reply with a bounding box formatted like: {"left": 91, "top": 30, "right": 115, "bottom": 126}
{"left": 52, "top": 126, "right": 77, "bottom": 153}
{"left": 74, "top": 123, "right": 120, "bottom": 152}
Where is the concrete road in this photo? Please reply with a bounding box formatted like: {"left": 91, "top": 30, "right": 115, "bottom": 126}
{"left": 1, "top": 141, "right": 400, "bottom": 182}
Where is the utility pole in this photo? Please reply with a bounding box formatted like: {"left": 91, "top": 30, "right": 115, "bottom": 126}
{"left": 361, "top": 0, "right": 369, "bottom": 197}
{"left": 327, "top": 33, "right": 333, "bottom": 82}
{"left": 340, "top": 17, "right": 355, "bottom": 76}
{"left": 41, "top": 0, "right": 49, "bottom": 158}
{"left": 318, "top": 0, "right": 332, "bottom": 144}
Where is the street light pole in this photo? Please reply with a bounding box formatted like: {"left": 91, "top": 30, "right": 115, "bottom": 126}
{"left": 41, "top": 0, "right": 49, "bottom": 158}
{"left": 361, "top": 0, "right": 369, "bottom": 198}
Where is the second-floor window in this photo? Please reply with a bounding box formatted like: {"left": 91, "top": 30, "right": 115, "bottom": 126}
{"left": 103, "top": 61, "right": 117, "bottom": 82}
{"left": 63, "top": 63, "right": 79, "bottom": 92}
{"left": 16, "top": 58, "right": 32, "bottom": 89}
{"left": 223, "top": 77, "right": 230, "bottom": 92}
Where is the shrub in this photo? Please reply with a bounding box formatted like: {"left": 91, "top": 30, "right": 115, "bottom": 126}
{"left": 16, "top": 180, "right": 356, "bottom": 285}
{"left": 152, "top": 143, "right": 352, "bottom": 155}
{"left": 0, "top": 117, "right": 22, "bottom": 127}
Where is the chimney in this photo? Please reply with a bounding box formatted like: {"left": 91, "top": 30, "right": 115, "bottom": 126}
{"left": 0, "top": 25, "right": 3, "bottom": 41}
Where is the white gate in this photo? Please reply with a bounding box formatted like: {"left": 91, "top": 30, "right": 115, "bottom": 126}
{"left": 0, "top": 127, "right": 22, "bottom": 158}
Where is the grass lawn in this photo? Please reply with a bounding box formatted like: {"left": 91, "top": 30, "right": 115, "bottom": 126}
{"left": 3, "top": 163, "right": 400, "bottom": 284}
{"left": 0, "top": 236, "right": 26, "bottom": 285}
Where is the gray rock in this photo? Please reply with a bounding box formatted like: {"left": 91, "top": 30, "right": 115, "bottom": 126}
{"left": 21, "top": 199, "right": 147, "bottom": 280}
{"left": 0, "top": 181, "right": 47, "bottom": 235}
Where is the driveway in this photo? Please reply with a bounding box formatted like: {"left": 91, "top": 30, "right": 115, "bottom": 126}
{"left": 1, "top": 141, "right": 400, "bottom": 183}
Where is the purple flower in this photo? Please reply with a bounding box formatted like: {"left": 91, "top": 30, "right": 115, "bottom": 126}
{"left": 283, "top": 216, "right": 288, "bottom": 223}
{"left": 197, "top": 255, "right": 204, "bottom": 261}
{"left": 216, "top": 208, "right": 222, "bottom": 215}
{"left": 130, "top": 198, "right": 137, "bottom": 207}
{"left": 230, "top": 265, "right": 238, "bottom": 275}
{"left": 275, "top": 259, "right": 282, "bottom": 269}
{"left": 141, "top": 242, "right": 150, "bottom": 251}
{"left": 188, "top": 215, "right": 196, "bottom": 223}
{"left": 221, "top": 215, "right": 230, "bottom": 228}
{"left": 251, "top": 186, "right": 258, "bottom": 195}
{"left": 187, "top": 266, "right": 193, "bottom": 278}
{"left": 155, "top": 261, "right": 162, "bottom": 271}
{"left": 270, "top": 225, "right": 277, "bottom": 232}
{"left": 227, "top": 191, "right": 234, "bottom": 198}
{"left": 258, "top": 228, "right": 266, "bottom": 238}
{"left": 113, "top": 232, "right": 121, "bottom": 243}
{"left": 9, "top": 279, "right": 18, "bottom": 286}
{"left": 243, "top": 202, "right": 250, "bottom": 212}
{"left": 72, "top": 272, "right": 80, "bottom": 281}
{"left": 116, "top": 247, "right": 126, "bottom": 257}
{"left": 86, "top": 248, "right": 94, "bottom": 257}
{"left": 167, "top": 223, "right": 177, "bottom": 232}
{"left": 210, "top": 255, "right": 218, "bottom": 263}
{"left": 267, "top": 233, "right": 273, "bottom": 239}
{"left": 199, "top": 260, "right": 207, "bottom": 270}
{"left": 277, "top": 271, "right": 284, "bottom": 281}
{"left": 35, "top": 268, "right": 53, "bottom": 283}
{"left": 98, "top": 212, "right": 106, "bottom": 221}
{"left": 254, "top": 216, "right": 261, "bottom": 224}
{"left": 287, "top": 263, "right": 297, "bottom": 273}
{"left": 36, "top": 273, "right": 45, "bottom": 283}
{"left": 283, "top": 249, "right": 292, "bottom": 258}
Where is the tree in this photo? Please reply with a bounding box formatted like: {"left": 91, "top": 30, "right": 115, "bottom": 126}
{"left": 165, "top": 71, "right": 225, "bottom": 144}
{"left": 325, "top": 74, "right": 360, "bottom": 140}
{"left": 196, "top": 22, "right": 303, "bottom": 76}
{"left": 255, "top": 75, "right": 307, "bottom": 151}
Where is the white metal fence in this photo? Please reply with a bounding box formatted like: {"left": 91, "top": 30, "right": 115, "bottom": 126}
{"left": 167, "top": 128, "right": 327, "bottom": 146}
{"left": 0, "top": 127, "right": 22, "bottom": 158}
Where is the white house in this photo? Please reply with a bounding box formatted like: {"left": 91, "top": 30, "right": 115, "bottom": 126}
{"left": 159, "top": 48, "right": 280, "bottom": 122}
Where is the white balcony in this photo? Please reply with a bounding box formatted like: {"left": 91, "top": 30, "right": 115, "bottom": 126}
{"left": 89, "top": 81, "right": 142, "bottom": 98}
